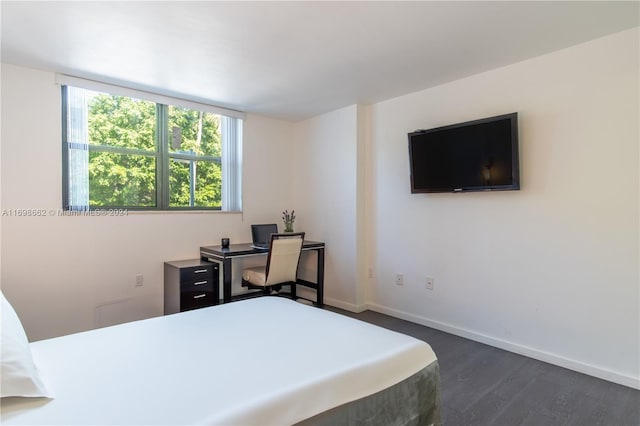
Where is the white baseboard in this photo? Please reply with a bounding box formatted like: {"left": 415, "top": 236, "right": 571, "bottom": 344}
{"left": 323, "top": 297, "right": 368, "bottom": 313}
{"left": 364, "top": 302, "right": 639, "bottom": 390}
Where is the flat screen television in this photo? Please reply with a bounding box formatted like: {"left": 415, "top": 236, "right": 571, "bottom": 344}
{"left": 408, "top": 113, "right": 520, "bottom": 193}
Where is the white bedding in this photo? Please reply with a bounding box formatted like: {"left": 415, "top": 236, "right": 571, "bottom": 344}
{"left": 1, "top": 297, "right": 437, "bottom": 425}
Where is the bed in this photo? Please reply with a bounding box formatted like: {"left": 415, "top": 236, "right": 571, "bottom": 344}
{"left": 1, "top": 296, "right": 441, "bottom": 425}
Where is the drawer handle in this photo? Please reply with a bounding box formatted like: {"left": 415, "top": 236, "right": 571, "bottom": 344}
{"left": 193, "top": 281, "right": 208, "bottom": 286}
{"left": 193, "top": 269, "right": 208, "bottom": 274}
{"left": 193, "top": 294, "right": 207, "bottom": 299}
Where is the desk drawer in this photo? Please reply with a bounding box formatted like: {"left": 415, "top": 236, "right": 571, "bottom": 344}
{"left": 180, "top": 265, "right": 214, "bottom": 283}
{"left": 180, "top": 278, "right": 213, "bottom": 292}
{"left": 180, "top": 290, "right": 216, "bottom": 311}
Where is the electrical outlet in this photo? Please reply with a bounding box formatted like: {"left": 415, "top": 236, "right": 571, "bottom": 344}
{"left": 135, "top": 274, "right": 144, "bottom": 287}
{"left": 395, "top": 273, "right": 404, "bottom": 286}
{"left": 368, "top": 268, "right": 374, "bottom": 278}
{"left": 425, "top": 276, "right": 434, "bottom": 290}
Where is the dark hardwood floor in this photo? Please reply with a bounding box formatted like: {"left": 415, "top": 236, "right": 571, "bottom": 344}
{"left": 327, "top": 307, "right": 640, "bottom": 426}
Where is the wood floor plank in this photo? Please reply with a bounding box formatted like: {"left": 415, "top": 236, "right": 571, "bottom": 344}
{"left": 442, "top": 349, "right": 527, "bottom": 413}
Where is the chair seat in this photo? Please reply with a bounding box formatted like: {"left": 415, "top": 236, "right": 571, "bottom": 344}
{"left": 242, "top": 266, "right": 267, "bottom": 287}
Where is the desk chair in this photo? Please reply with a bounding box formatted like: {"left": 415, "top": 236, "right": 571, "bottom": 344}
{"left": 242, "top": 232, "right": 305, "bottom": 298}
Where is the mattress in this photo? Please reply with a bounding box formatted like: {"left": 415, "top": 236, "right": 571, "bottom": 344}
{"left": 1, "top": 297, "right": 438, "bottom": 425}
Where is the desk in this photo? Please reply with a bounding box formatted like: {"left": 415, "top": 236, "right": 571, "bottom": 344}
{"left": 200, "top": 241, "right": 325, "bottom": 307}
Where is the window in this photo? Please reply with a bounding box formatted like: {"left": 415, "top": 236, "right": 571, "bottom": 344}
{"left": 61, "top": 78, "right": 242, "bottom": 211}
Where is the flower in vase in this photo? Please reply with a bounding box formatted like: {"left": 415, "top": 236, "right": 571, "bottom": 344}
{"left": 282, "top": 209, "right": 295, "bottom": 232}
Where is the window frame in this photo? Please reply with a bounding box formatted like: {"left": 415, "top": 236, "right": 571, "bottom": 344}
{"left": 60, "top": 76, "right": 243, "bottom": 212}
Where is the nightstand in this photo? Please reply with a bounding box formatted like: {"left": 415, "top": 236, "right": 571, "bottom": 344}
{"left": 164, "top": 259, "right": 219, "bottom": 314}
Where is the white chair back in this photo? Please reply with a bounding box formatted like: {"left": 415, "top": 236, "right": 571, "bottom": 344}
{"left": 265, "top": 235, "right": 304, "bottom": 285}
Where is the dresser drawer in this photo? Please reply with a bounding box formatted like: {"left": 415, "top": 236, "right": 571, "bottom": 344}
{"left": 180, "top": 290, "right": 216, "bottom": 311}
{"left": 180, "top": 265, "right": 214, "bottom": 283}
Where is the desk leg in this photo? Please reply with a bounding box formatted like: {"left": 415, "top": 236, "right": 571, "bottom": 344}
{"left": 223, "top": 258, "right": 232, "bottom": 303}
{"left": 317, "top": 247, "right": 324, "bottom": 308}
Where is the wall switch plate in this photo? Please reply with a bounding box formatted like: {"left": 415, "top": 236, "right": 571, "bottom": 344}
{"left": 426, "top": 276, "right": 434, "bottom": 290}
{"left": 135, "top": 274, "right": 144, "bottom": 287}
{"left": 395, "top": 273, "right": 404, "bottom": 286}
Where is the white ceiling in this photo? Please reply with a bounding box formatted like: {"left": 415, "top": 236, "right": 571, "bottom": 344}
{"left": 1, "top": 1, "right": 638, "bottom": 121}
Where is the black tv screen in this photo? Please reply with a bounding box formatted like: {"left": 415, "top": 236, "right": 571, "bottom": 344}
{"left": 408, "top": 113, "right": 520, "bottom": 193}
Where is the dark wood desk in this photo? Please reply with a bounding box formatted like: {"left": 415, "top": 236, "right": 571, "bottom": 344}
{"left": 200, "top": 241, "right": 325, "bottom": 307}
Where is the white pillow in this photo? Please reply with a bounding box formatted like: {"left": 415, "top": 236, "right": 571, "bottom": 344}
{"left": 1, "top": 290, "right": 52, "bottom": 398}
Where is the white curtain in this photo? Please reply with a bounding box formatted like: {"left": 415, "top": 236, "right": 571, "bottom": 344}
{"left": 66, "top": 86, "right": 90, "bottom": 211}
{"left": 221, "top": 116, "right": 243, "bottom": 212}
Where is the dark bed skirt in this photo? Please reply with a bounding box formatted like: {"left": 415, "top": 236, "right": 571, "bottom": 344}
{"left": 297, "top": 361, "right": 442, "bottom": 426}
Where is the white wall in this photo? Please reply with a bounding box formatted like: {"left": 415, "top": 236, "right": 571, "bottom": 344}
{"left": 292, "top": 105, "right": 363, "bottom": 307}
{"left": 368, "top": 28, "right": 639, "bottom": 387}
{"left": 0, "top": 63, "right": 294, "bottom": 341}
